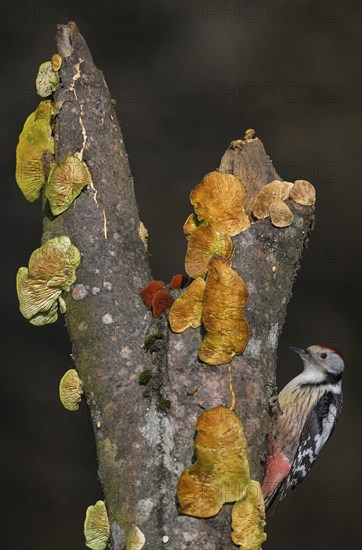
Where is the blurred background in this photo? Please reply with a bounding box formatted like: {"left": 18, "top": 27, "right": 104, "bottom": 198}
{"left": 1, "top": 1, "right": 361, "bottom": 549}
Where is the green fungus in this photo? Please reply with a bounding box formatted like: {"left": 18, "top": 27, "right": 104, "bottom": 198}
{"left": 84, "top": 500, "right": 110, "bottom": 550}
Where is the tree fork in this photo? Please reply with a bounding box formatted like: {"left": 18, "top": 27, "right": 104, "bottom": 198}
{"left": 42, "top": 22, "right": 314, "bottom": 550}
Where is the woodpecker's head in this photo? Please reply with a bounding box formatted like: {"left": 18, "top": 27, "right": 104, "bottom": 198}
{"left": 291, "top": 345, "right": 345, "bottom": 382}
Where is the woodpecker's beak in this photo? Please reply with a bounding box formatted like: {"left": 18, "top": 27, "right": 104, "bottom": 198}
{"left": 290, "top": 346, "right": 308, "bottom": 358}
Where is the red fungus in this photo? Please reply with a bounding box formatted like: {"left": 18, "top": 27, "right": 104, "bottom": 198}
{"left": 169, "top": 274, "right": 185, "bottom": 289}
{"left": 152, "top": 289, "right": 174, "bottom": 317}
{"left": 140, "top": 280, "right": 165, "bottom": 308}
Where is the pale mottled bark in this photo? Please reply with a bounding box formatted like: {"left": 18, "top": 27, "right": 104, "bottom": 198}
{"left": 42, "top": 22, "right": 314, "bottom": 550}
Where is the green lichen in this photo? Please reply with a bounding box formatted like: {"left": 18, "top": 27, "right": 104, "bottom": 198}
{"left": 36, "top": 61, "right": 60, "bottom": 98}
{"left": 143, "top": 332, "right": 163, "bottom": 351}
{"left": 138, "top": 369, "right": 152, "bottom": 385}
{"left": 158, "top": 398, "right": 171, "bottom": 410}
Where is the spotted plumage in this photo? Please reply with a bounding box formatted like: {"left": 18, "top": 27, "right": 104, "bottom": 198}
{"left": 262, "top": 345, "right": 344, "bottom": 510}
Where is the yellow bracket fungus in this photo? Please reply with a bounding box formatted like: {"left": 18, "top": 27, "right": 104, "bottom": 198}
{"left": 177, "top": 406, "right": 250, "bottom": 517}
{"left": 231, "top": 480, "right": 267, "bottom": 549}
{"left": 185, "top": 223, "right": 233, "bottom": 278}
{"left": 183, "top": 213, "right": 201, "bottom": 237}
{"left": 16, "top": 236, "right": 80, "bottom": 325}
{"left": 199, "top": 257, "right": 249, "bottom": 366}
{"left": 36, "top": 61, "right": 60, "bottom": 97}
{"left": 289, "top": 179, "right": 316, "bottom": 206}
{"left": 84, "top": 500, "right": 110, "bottom": 550}
{"left": 51, "top": 53, "right": 62, "bottom": 72}
{"left": 45, "top": 155, "right": 92, "bottom": 215}
{"left": 126, "top": 526, "right": 146, "bottom": 549}
{"left": 169, "top": 277, "right": 206, "bottom": 333}
{"left": 16, "top": 106, "right": 54, "bottom": 202}
{"left": 190, "top": 171, "right": 250, "bottom": 236}
{"left": 59, "top": 369, "right": 83, "bottom": 411}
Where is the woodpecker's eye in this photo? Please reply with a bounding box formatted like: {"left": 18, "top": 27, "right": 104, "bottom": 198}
{"left": 320, "top": 353, "right": 328, "bottom": 359}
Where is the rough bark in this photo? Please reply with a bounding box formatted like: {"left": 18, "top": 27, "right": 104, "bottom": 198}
{"left": 42, "top": 23, "right": 314, "bottom": 550}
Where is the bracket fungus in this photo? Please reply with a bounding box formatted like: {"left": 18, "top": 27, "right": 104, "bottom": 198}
{"left": 16, "top": 111, "right": 54, "bottom": 202}
{"left": 36, "top": 61, "right": 60, "bottom": 97}
{"left": 185, "top": 223, "right": 233, "bottom": 278}
{"left": 190, "top": 171, "right": 250, "bottom": 236}
{"left": 289, "top": 179, "right": 316, "bottom": 206}
{"left": 152, "top": 289, "right": 174, "bottom": 317}
{"left": 84, "top": 500, "right": 110, "bottom": 550}
{"left": 199, "top": 257, "right": 249, "bottom": 366}
{"left": 59, "top": 369, "right": 83, "bottom": 411}
{"left": 16, "top": 236, "right": 80, "bottom": 325}
{"left": 169, "top": 273, "right": 185, "bottom": 289}
{"left": 169, "top": 277, "right": 206, "bottom": 333}
{"left": 178, "top": 406, "right": 250, "bottom": 518}
{"left": 45, "top": 155, "right": 92, "bottom": 215}
{"left": 140, "top": 281, "right": 173, "bottom": 317}
{"left": 269, "top": 199, "right": 294, "bottom": 228}
{"left": 183, "top": 213, "right": 201, "bottom": 237}
{"left": 51, "top": 53, "right": 62, "bottom": 72}
{"left": 251, "top": 180, "right": 293, "bottom": 220}
{"left": 125, "top": 525, "right": 146, "bottom": 549}
{"left": 231, "top": 480, "right": 267, "bottom": 549}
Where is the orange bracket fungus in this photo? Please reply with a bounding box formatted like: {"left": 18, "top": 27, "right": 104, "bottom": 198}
{"left": 140, "top": 280, "right": 165, "bottom": 308}
{"left": 199, "top": 257, "right": 249, "bottom": 366}
{"left": 251, "top": 180, "right": 293, "bottom": 220}
{"left": 151, "top": 289, "right": 174, "bottom": 317}
{"left": 231, "top": 480, "right": 267, "bottom": 549}
{"left": 169, "top": 277, "right": 206, "bottom": 333}
{"left": 190, "top": 171, "right": 250, "bottom": 236}
{"left": 289, "top": 179, "right": 316, "bottom": 206}
{"left": 125, "top": 526, "right": 146, "bottom": 550}
{"left": 185, "top": 223, "right": 233, "bottom": 278}
{"left": 45, "top": 155, "right": 93, "bottom": 215}
{"left": 84, "top": 500, "right": 110, "bottom": 550}
{"left": 59, "top": 369, "right": 83, "bottom": 411}
{"left": 16, "top": 236, "right": 81, "bottom": 325}
{"left": 177, "top": 406, "right": 250, "bottom": 518}
{"left": 169, "top": 274, "right": 185, "bottom": 289}
{"left": 36, "top": 61, "right": 60, "bottom": 98}
{"left": 16, "top": 108, "right": 54, "bottom": 202}
{"left": 140, "top": 280, "right": 173, "bottom": 317}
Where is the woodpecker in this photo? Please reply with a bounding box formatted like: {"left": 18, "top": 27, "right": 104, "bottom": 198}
{"left": 262, "top": 345, "right": 344, "bottom": 510}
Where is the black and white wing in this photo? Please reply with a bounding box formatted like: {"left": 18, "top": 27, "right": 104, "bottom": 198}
{"left": 275, "top": 390, "right": 343, "bottom": 507}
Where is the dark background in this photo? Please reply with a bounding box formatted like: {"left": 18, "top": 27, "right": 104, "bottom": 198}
{"left": 1, "top": 1, "right": 361, "bottom": 549}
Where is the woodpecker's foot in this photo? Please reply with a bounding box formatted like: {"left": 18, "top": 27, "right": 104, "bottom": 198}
{"left": 266, "top": 382, "right": 283, "bottom": 416}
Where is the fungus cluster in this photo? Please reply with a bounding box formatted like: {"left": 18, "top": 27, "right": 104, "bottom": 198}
{"left": 178, "top": 406, "right": 266, "bottom": 547}
{"left": 16, "top": 55, "right": 93, "bottom": 214}
{"left": 16, "top": 236, "right": 80, "bottom": 325}
{"left": 84, "top": 500, "right": 110, "bottom": 550}
{"left": 140, "top": 275, "right": 185, "bottom": 317}
{"left": 251, "top": 179, "right": 316, "bottom": 227}
{"left": 170, "top": 170, "right": 250, "bottom": 365}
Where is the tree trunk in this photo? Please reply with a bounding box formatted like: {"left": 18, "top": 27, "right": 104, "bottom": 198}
{"left": 43, "top": 22, "right": 314, "bottom": 550}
